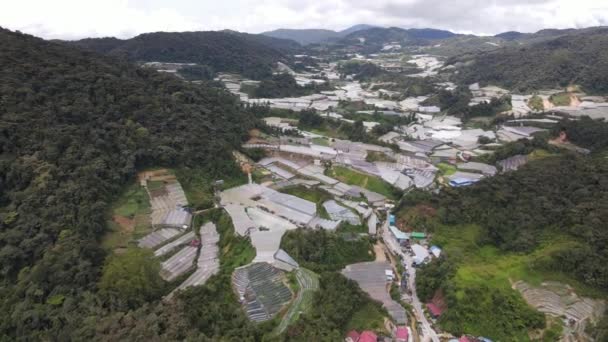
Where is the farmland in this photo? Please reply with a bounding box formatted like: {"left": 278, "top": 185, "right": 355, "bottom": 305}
{"left": 328, "top": 166, "right": 398, "bottom": 199}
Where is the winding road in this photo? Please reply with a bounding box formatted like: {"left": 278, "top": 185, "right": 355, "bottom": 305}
{"left": 381, "top": 218, "right": 439, "bottom": 342}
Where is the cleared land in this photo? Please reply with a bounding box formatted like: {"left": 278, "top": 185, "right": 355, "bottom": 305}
{"left": 103, "top": 183, "right": 152, "bottom": 251}
{"left": 328, "top": 166, "right": 396, "bottom": 199}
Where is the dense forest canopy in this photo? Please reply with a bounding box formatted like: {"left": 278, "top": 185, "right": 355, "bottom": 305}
{"left": 449, "top": 28, "right": 608, "bottom": 93}
{"left": 66, "top": 31, "right": 295, "bottom": 80}
{"left": 0, "top": 27, "right": 258, "bottom": 339}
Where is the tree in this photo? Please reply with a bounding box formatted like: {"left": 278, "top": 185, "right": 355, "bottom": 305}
{"left": 99, "top": 248, "right": 165, "bottom": 309}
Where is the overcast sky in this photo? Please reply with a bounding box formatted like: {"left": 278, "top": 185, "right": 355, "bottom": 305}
{"left": 1, "top": 0, "right": 607, "bottom": 40}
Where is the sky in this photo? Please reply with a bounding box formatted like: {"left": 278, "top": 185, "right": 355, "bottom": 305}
{"left": 1, "top": 0, "right": 607, "bottom": 40}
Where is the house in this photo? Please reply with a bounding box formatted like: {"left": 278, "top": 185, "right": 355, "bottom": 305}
{"left": 359, "top": 331, "right": 378, "bottom": 342}
{"left": 449, "top": 178, "right": 479, "bottom": 187}
{"left": 427, "top": 302, "right": 443, "bottom": 318}
{"left": 389, "top": 214, "right": 396, "bottom": 225}
{"left": 448, "top": 172, "right": 484, "bottom": 187}
{"left": 411, "top": 244, "right": 429, "bottom": 265}
{"left": 389, "top": 225, "right": 410, "bottom": 244}
{"left": 411, "top": 232, "right": 426, "bottom": 240}
{"left": 429, "top": 245, "right": 442, "bottom": 258}
{"left": 395, "top": 326, "right": 409, "bottom": 342}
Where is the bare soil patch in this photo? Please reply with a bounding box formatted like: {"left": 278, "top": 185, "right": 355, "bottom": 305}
{"left": 113, "top": 215, "right": 135, "bottom": 232}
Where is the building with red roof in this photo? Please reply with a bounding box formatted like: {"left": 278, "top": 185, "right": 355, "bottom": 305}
{"left": 395, "top": 326, "right": 409, "bottom": 341}
{"left": 359, "top": 330, "right": 378, "bottom": 342}
{"left": 427, "top": 302, "right": 443, "bottom": 318}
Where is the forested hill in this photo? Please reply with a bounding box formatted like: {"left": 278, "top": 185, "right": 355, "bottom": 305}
{"left": 0, "top": 28, "right": 256, "bottom": 339}
{"left": 67, "top": 30, "right": 295, "bottom": 79}
{"left": 448, "top": 27, "right": 608, "bottom": 93}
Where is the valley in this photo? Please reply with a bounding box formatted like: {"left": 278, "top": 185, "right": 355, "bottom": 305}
{"left": 1, "top": 14, "right": 608, "bottom": 342}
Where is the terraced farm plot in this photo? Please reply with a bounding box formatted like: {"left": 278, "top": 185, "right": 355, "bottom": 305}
{"left": 232, "top": 262, "right": 293, "bottom": 322}
{"left": 276, "top": 268, "right": 320, "bottom": 333}
{"left": 160, "top": 245, "right": 197, "bottom": 281}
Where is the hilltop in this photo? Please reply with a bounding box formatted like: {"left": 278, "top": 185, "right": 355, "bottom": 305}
{"left": 262, "top": 24, "right": 377, "bottom": 45}
{"left": 66, "top": 30, "right": 296, "bottom": 79}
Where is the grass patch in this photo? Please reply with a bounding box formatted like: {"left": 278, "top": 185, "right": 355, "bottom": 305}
{"left": 528, "top": 149, "right": 556, "bottom": 161}
{"left": 207, "top": 209, "right": 256, "bottom": 272}
{"left": 312, "top": 137, "right": 330, "bottom": 146}
{"left": 146, "top": 180, "right": 165, "bottom": 192}
{"left": 549, "top": 92, "right": 572, "bottom": 106}
{"left": 437, "top": 162, "right": 457, "bottom": 176}
{"left": 338, "top": 221, "right": 368, "bottom": 234}
{"left": 328, "top": 166, "right": 398, "bottom": 199}
{"left": 175, "top": 168, "right": 247, "bottom": 210}
{"left": 346, "top": 302, "right": 387, "bottom": 332}
{"left": 103, "top": 182, "right": 151, "bottom": 251}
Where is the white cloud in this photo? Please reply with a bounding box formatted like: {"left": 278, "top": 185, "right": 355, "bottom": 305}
{"left": 0, "top": 0, "right": 607, "bottom": 39}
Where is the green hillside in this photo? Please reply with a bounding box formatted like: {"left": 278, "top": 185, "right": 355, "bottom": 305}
{"left": 0, "top": 27, "right": 256, "bottom": 340}
{"left": 448, "top": 28, "right": 608, "bottom": 93}
{"left": 67, "top": 30, "right": 294, "bottom": 79}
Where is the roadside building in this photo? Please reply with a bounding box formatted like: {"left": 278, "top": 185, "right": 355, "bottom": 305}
{"left": 395, "top": 326, "right": 409, "bottom": 342}
{"left": 389, "top": 225, "right": 410, "bottom": 244}
{"left": 411, "top": 244, "right": 429, "bottom": 265}
{"left": 430, "top": 245, "right": 442, "bottom": 258}
{"left": 448, "top": 172, "right": 484, "bottom": 187}
{"left": 427, "top": 302, "right": 443, "bottom": 318}
{"left": 359, "top": 331, "right": 378, "bottom": 342}
{"left": 411, "top": 232, "right": 426, "bottom": 240}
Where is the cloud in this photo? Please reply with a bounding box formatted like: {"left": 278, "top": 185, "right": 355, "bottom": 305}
{"left": 1, "top": 0, "right": 607, "bottom": 39}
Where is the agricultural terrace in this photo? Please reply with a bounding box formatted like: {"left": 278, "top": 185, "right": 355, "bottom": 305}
{"left": 276, "top": 268, "right": 320, "bottom": 333}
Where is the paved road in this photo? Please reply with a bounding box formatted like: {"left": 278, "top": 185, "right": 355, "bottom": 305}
{"left": 381, "top": 219, "right": 440, "bottom": 342}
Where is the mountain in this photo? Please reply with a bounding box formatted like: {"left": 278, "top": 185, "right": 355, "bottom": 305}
{"left": 332, "top": 26, "right": 458, "bottom": 54}
{"left": 262, "top": 24, "right": 378, "bottom": 45}
{"left": 67, "top": 31, "right": 294, "bottom": 79}
{"left": 449, "top": 27, "right": 608, "bottom": 93}
{"left": 261, "top": 28, "right": 340, "bottom": 45}
{"left": 0, "top": 27, "right": 257, "bottom": 339}
{"left": 494, "top": 31, "right": 526, "bottom": 40}
{"left": 339, "top": 24, "right": 378, "bottom": 36}
{"left": 221, "top": 30, "right": 301, "bottom": 52}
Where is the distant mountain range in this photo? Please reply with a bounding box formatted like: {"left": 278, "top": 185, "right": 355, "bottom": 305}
{"left": 261, "top": 24, "right": 377, "bottom": 45}
{"left": 65, "top": 31, "right": 295, "bottom": 79}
